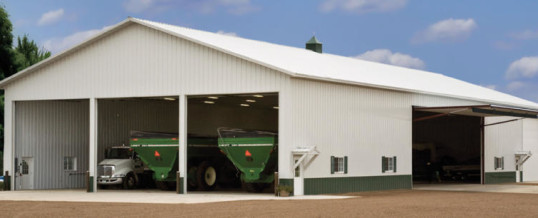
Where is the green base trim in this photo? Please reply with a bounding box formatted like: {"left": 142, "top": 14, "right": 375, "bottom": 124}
{"left": 304, "top": 175, "right": 412, "bottom": 195}
{"left": 88, "top": 176, "right": 94, "bottom": 192}
{"left": 2, "top": 175, "right": 10, "bottom": 191}
{"left": 485, "top": 171, "right": 516, "bottom": 184}
{"left": 177, "top": 177, "right": 184, "bottom": 194}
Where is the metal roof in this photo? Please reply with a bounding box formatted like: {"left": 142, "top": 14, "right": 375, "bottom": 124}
{"left": 2, "top": 17, "right": 538, "bottom": 110}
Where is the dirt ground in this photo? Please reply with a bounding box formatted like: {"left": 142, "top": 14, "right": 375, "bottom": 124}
{"left": 1, "top": 190, "right": 537, "bottom": 218}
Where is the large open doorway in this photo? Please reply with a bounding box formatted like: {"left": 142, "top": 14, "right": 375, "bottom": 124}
{"left": 412, "top": 110, "right": 482, "bottom": 184}
{"left": 96, "top": 97, "right": 178, "bottom": 190}
{"left": 187, "top": 93, "right": 279, "bottom": 193}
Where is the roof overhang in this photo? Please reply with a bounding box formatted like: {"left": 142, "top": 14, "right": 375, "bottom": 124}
{"left": 413, "top": 104, "right": 538, "bottom": 121}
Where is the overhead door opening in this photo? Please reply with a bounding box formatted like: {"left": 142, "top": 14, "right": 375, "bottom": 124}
{"left": 97, "top": 97, "right": 178, "bottom": 190}
{"left": 412, "top": 111, "right": 482, "bottom": 184}
{"left": 187, "top": 93, "right": 278, "bottom": 193}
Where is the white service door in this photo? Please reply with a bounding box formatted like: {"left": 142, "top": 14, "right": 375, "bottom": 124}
{"left": 293, "top": 158, "right": 304, "bottom": 196}
{"left": 21, "top": 157, "right": 34, "bottom": 189}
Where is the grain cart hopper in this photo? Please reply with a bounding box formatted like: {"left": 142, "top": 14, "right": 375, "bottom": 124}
{"left": 217, "top": 128, "right": 278, "bottom": 192}
{"left": 130, "top": 131, "right": 179, "bottom": 190}
{"left": 130, "top": 131, "right": 239, "bottom": 191}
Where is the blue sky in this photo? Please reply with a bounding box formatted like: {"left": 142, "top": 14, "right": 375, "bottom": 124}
{"left": 3, "top": 0, "right": 538, "bottom": 102}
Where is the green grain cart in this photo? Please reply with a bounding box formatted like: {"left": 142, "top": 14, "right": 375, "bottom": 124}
{"left": 130, "top": 131, "right": 239, "bottom": 190}
{"left": 217, "top": 128, "right": 278, "bottom": 192}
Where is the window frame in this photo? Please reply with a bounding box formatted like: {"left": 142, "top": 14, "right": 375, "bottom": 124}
{"left": 64, "top": 156, "right": 77, "bottom": 171}
{"left": 333, "top": 156, "right": 345, "bottom": 174}
{"left": 494, "top": 156, "right": 504, "bottom": 170}
{"left": 382, "top": 156, "right": 397, "bottom": 173}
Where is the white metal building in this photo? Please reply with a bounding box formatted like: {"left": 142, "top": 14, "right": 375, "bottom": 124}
{"left": 2, "top": 18, "right": 538, "bottom": 195}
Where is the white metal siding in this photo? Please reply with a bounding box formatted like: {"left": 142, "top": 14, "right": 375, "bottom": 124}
{"left": 484, "top": 117, "right": 521, "bottom": 172}
{"left": 522, "top": 119, "right": 538, "bottom": 181}
{"left": 281, "top": 78, "right": 412, "bottom": 179}
{"left": 4, "top": 23, "right": 287, "bottom": 100}
{"left": 14, "top": 100, "right": 89, "bottom": 189}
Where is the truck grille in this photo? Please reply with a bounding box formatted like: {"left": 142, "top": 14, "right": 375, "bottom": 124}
{"left": 98, "top": 165, "right": 115, "bottom": 177}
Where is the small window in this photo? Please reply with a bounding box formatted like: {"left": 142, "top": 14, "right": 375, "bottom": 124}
{"left": 294, "top": 159, "right": 300, "bottom": 177}
{"left": 21, "top": 160, "right": 29, "bottom": 175}
{"left": 64, "top": 157, "right": 76, "bottom": 171}
{"left": 494, "top": 157, "right": 504, "bottom": 170}
{"left": 331, "top": 156, "right": 348, "bottom": 174}
{"left": 382, "top": 156, "right": 397, "bottom": 173}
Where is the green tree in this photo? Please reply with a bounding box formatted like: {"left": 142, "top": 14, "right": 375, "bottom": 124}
{"left": 0, "top": 5, "right": 17, "bottom": 80}
{"left": 14, "top": 35, "right": 51, "bottom": 72}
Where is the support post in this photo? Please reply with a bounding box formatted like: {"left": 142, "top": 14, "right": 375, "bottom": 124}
{"left": 89, "top": 98, "right": 98, "bottom": 192}
{"left": 4, "top": 99, "right": 13, "bottom": 190}
{"left": 178, "top": 95, "right": 187, "bottom": 194}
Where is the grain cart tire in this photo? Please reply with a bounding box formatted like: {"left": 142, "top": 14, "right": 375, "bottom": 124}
{"left": 197, "top": 161, "right": 217, "bottom": 191}
{"left": 245, "top": 182, "right": 264, "bottom": 193}
{"left": 123, "top": 173, "right": 137, "bottom": 189}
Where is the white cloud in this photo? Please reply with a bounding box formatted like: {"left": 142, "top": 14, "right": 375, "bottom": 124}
{"left": 506, "top": 56, "right": 538, "bottom": 79}
{"left": 123, "top": 0, "right": 257, "bottom": 15}
{"left": 43, "top": 26, "right": 113, "bottom": 53}
{"left": 216, "top": 30, "right": 238, "bottom": 37}
{"left": 320, "top": 0, "right": 407, "bottom": 13}
{"left": 354, "top": 49, "right": 425, "bottom": 69}
{"left": 510, "top": 30, "right": 538, "bottom": 40}
{"left": 506, "top": 81, "right": 526, "bottom": 91}
{"left": 37, "top": 9, "right": 64, "bottom": 26}
{"left": 412, "top": 18, "right": 477, "bottom": 43}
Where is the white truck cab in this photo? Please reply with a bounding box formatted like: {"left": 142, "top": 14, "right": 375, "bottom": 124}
{"left": 97, "top": 146, "right": 148, "bottom": 189}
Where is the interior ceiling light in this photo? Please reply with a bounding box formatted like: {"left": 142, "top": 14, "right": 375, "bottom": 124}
{"left": 273, "top": 106, "right": 279, "bottom": 109}
{"left": 204, "top": 101, "right": 215, "bottom": 104}
{"left": 253, "top": 94, "right": 264, "bottom": 98}
{"left": 164, "top": 97, "right": 176, "bottom": 101}
{"left": 240, "top": 104, "right": 250, "bottom": 107}
{"left": 207, "top": 96, "right": 219, "bottom": 99}
{"left": 246, "top": 99, "right": 256, "bottom": 103}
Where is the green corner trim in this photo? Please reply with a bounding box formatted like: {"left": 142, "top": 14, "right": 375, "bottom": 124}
{"left": 88, "top": 176, "right": 94, "bottom": 192}
{"left": 3, "top": 175, "right": 10, "bottom": 191}
{"left": 304, "top": 175, "right": 412, "bottom": 195}
{"left": 177, "top": 177, "right": 184, "bottom": 194}
{"left": 520, "top": 171, "right": 523, "bottom": 182}
{"left": 484, "top": 171, "right": 516, "bottom": 184}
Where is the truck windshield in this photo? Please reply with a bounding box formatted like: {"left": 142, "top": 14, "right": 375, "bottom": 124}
{"left": 106, "top": 148, "right": 131, "bottom": 159}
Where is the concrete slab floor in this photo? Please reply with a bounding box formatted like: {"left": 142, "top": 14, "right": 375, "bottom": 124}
{"left": 414, "top": 183, "right": 538, "bottom": 194}
{"left": 0, "top": 190, "right": 354, "bottom": 204}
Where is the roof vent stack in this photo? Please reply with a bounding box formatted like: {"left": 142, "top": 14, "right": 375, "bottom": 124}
{"left": 306, "top": 36, "right": 322, "bottom": 53}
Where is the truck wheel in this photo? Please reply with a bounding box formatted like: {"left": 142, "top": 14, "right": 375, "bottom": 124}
{"left": 197, "top": 161, "right": 217, "bottom": 191}
{"left": 245, "top": 183, "right": 264, "bottom": 193}
{"left": 123, "top": 173, "right": 136, "bottom": 189}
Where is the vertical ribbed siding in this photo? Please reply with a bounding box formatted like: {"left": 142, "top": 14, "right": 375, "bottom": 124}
{"left": 97, "top": 99, "right": 179, "bottom": 162}
{"left": 484, "top": 117, "right": 522, "bottom": 173}
{"left": 281, "top": 78, "right": 412, "bottom": 179}
{"left": 6, "top": 23, "right": 288, "bottom": 100}
{"left": 15, "top": 100, "right": 89, "bottom": 189}
{"left": 522, "top": 119, "right": 538, "bottom": 181}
